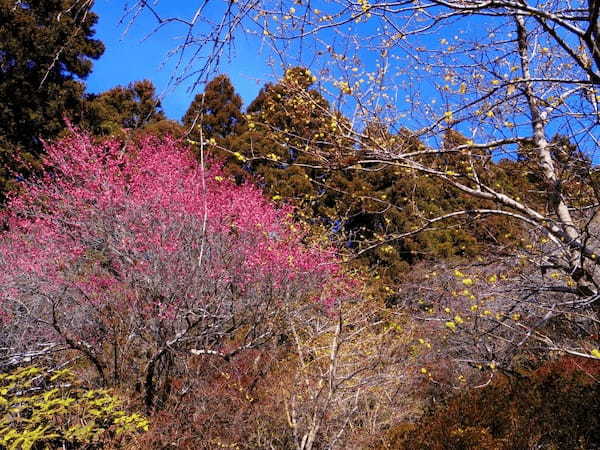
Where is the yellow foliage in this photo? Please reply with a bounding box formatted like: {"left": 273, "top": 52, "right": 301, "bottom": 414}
{"left": 0, "top": 366, "right": 148, "bottom": 449}
{"left": 445, "top": 321, "right": 457, "bottom": 331}
{"left": 232, "top": 151, "right": 246, "bottom": 161}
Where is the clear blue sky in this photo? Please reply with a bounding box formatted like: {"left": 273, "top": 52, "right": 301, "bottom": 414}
{"left": 86, "top": 1, "right": 273, "bottom": 121}
{"left": 85, "top": 2, "right": 444, "bottom": 127}
{"left": 85, "top": 2, "right": 597, "bottom": 162}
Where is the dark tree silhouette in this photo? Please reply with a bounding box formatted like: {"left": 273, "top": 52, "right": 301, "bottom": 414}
{"left": 83, "top": 79, "right": 166, "bottom": 136}
{"left": 0, "top": 0, "right": 104, "bottom": 199}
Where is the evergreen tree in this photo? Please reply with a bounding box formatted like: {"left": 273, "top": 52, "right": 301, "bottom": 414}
{"left": 182, "top": 74, "right": 245, "bottom": 143}
{"left": 83, "top": 79, "right": 166, "bottom": 136}
{"left": 227, "top": 67, "right": 347, "bottom": 195}
{"left": 198, "top": 71, "right": 535, "bottom": 283}
{"left": 0, "top": 0, "right": 104, "bottom": 199}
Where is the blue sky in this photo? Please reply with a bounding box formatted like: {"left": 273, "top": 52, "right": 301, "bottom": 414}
{"left": 86, "top": 1, "right": 273, "bottom": 120}
{"left": 84, "top": 2, "right": 598, "bottom": 162}
{"left": 85, "top": 2, "right": 446, "bottom": 127}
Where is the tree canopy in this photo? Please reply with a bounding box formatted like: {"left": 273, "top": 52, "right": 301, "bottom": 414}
{"left": 182, "top": 74, "right": 245, "bottom": 144}
{"left": 3, "top": 1, "right": 600, "bottom": 447}
{"left": 0, "top": 0, "right": 104, "bottom": 199}
{"left": 83, "top": 79, "right": 166, "bottom": 136}
{"left": 190, "top": 71, "right": 533, "bottom": 282}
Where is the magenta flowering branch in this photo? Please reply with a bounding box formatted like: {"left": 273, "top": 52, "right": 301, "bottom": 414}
{"left": 0, "top": 130, "right": 352, "bottom": 409}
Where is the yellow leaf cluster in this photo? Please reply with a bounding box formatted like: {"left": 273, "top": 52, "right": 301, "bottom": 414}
{"left": 0, "top": 366, "right": 148, "bottom": 449}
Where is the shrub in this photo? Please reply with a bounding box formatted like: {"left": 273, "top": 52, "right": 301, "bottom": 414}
{"left": 0, "top": 131, "right": 348, "bottom": 411}
{"left": 0, "top": 365, "right": 147, "bottom": 449}
{"left": 376, "top": 358, "right": 600, "bottom": 449}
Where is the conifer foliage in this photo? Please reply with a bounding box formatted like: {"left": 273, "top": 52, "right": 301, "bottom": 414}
{"left": 190, "top": 71, "right": 528, "bottom": 282}
{"left": 182, "top": 74, "right": 245, "bottom": 144}
{"left": 83, "top": 79, "right": 166, "bottom": 135}
{"left": 0, "top": 0, "right": 104, "bottom": 199}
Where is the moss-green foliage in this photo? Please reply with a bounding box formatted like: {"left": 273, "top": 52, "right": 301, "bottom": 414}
{"left": 83, "top": 80, "right": 166, "bottom": 136}
{"left": 376, "top": 358, "right": 600, "bottom": 449}
{"left": 0, "top": 0, "right": 104, "bottom": 201}
{"left": 140, "top": 119, "right": 185, "bottom": 139}
{"left": 0, "top": 366, "right": 148, "bottom": 449}
{"left": 229, "top": 67, "right": 348, "bottom": 189}
{"left": 182, "top": 74, "right": 245, "bottom": 144}
{"left": 182, "top": 74, "right": 247, "bottom": 181}
{"left": 186, "top": 71, "right": 537, "bottom": 283}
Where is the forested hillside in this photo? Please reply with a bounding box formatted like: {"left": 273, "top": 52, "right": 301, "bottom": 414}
{"left": 1, "top": 1, "right": 599, "bottom": 449}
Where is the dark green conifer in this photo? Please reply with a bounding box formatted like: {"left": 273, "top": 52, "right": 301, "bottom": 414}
{"left": 0, "top": 0, "right": 104, "bottom": 199}
{"left": 83, "top": 80, "right": 166, "bottom": 136}
{"left": 182, "top": 74, "right": 245, "bottom": 143}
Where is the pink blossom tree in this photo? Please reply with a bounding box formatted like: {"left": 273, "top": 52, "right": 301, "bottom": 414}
{"left": 0, "top": 131, "right": 349, "bottom": 410}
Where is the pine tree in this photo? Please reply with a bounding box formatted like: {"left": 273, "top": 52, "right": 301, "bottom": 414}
{"left": 182, "top": 74, "right": 245, "bottom": 143}
{"left": 83, "top": 79, "right": 166, "bottom": 136}
{"left": 227, "top": 67, "right": 345, "bottom": 194}
{"left": 0, "top": 0, "right": 104, "bottom": 199}
{"left": 201, "top": 71, "right": 534, "bottom": 283}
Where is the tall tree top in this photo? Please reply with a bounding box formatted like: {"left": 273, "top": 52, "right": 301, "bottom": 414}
{"left": 0, "top": 0, "right": 104, "bottom": 199}
{"left": 84, "top": 79, "right": 166, "bottom": 135}
{"left": 0, "top": 0, "right": 104, "bottom": 82}
{"left": 182, "top": 74, "right": 244, "bottom": 142}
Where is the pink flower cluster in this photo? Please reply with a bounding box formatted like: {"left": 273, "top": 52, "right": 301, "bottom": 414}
{"left": 0, "top": 132, "right": 351, "bottom": 333}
